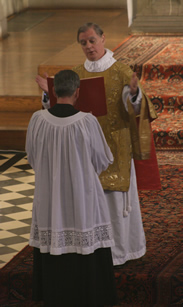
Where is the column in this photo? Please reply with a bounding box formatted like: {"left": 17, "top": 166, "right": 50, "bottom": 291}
{"left": 0, "top": 0, "right": 8, "bottom": 39}
{"left": 130, "top": 0, "right": 183, "bottom": 33}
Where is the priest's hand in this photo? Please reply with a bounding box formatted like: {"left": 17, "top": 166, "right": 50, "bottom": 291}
{"left": 36, "top": 72, "right": 49, "bottom": 93}
{"left": 129, "top": 72, "right": 138, "bottom": 96}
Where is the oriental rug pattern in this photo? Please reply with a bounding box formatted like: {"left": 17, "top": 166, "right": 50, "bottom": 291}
{"left": 114, "top": 163, "right": 183, "bottom": 307}
{"left": 114, "top": 36, "right": 183, "bottom": 151}
{"left": 0, "top": 156, "right": 183, "bottom": 307}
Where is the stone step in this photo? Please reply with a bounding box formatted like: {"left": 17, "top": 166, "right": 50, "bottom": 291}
{"left": 0, "top": 95, "right": 42, "bottom": 112}
{"left": 38, "top": 64, "right": 74, "bottom": 77}
{"left": 131, "top": 16, "right": 183, "bottom": 33}
{"left": 134, "top": 15, "right": 183, "bottom": 22}
{"left": 0, "top": 96, "right": 42, "bottom": 151}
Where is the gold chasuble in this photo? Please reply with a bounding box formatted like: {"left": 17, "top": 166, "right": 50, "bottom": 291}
{"left": 73, "top": 62, "right": 157, "bottom": 192}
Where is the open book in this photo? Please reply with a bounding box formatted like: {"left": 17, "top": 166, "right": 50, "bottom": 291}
{"left": 47, "top": 76, "right": 107, "bottom": 117}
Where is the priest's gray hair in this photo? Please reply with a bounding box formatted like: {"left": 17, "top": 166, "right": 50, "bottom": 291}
{"left": 77, "top": 23, "right": 104, "bottom": 42}
{"left": 54, "top": 70, "right": 80, "bottom": 97}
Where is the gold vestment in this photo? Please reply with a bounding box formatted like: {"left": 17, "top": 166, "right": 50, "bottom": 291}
{"left": 73, "top": 62, "right": 157, "bottom": 191}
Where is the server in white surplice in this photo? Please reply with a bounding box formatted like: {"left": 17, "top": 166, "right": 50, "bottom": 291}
{"left": 26, "top": 70, "right": 117, "bottom": 307}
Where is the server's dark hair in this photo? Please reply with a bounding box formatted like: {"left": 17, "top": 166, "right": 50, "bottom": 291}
{"left": 54, "top": 70, "right": 80, "bottom": 98}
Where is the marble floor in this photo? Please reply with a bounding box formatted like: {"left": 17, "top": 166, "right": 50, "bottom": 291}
{"left": 0, "top": 151, "right": 34, "bottom": 268}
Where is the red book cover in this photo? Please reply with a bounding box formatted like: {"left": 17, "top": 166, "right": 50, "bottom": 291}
{"left": 47, "top": 76, "right": 107, "bottom": 117}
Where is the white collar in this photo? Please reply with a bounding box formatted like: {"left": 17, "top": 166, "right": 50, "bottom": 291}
{"left": 84, "top": 49, "right": 116, "bottom": 72}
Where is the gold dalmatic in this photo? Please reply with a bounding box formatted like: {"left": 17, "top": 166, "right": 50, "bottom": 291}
{"left": 73, "top": 62, "right": 157, "bottom": 191}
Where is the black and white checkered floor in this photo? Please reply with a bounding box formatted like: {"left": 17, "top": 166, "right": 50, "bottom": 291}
{"left": 0, "top": 151, "right": 34, "bottom": 268}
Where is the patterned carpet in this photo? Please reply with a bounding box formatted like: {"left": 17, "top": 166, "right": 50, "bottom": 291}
{"left": 156, "top": 150, "right": 183, "bottom": 165}
{"left": 0, "top": 151, "right": 183, "bottom": 306}
{"left": 114, "top": 36, "right": 183, "bottom": 78}
{"left": 114, "top": 36, "right": 183, "bottom": 151}
{"left": 114, "top": 159, "right": 183, "bottom": 306}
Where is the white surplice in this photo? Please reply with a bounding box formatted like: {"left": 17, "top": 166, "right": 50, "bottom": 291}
{"left": 26, "top": 110, "right": 114, "bottom": 255}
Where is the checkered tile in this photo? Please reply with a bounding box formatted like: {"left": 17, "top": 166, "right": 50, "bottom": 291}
{"left": 0, "top": 151, "right": 34, "bottom": 268}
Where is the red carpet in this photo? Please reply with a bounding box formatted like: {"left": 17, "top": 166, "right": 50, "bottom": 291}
{"left": 114, "top": 35, "right": 183, "bottom": 151}
{"left": 114, "top": 161, "right": 183, "bottom": 306}
{"left": 0, "top": 152, "right": 183, "bottom": 307}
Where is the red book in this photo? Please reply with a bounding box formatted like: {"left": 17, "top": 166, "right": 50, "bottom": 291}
{"left": 47, "top": 76, "right": 107, "bottom": 117}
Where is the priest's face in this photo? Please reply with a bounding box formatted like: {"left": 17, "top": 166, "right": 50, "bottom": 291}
{"left": 78, "top": 28, "right": 105, "bottom": 61}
